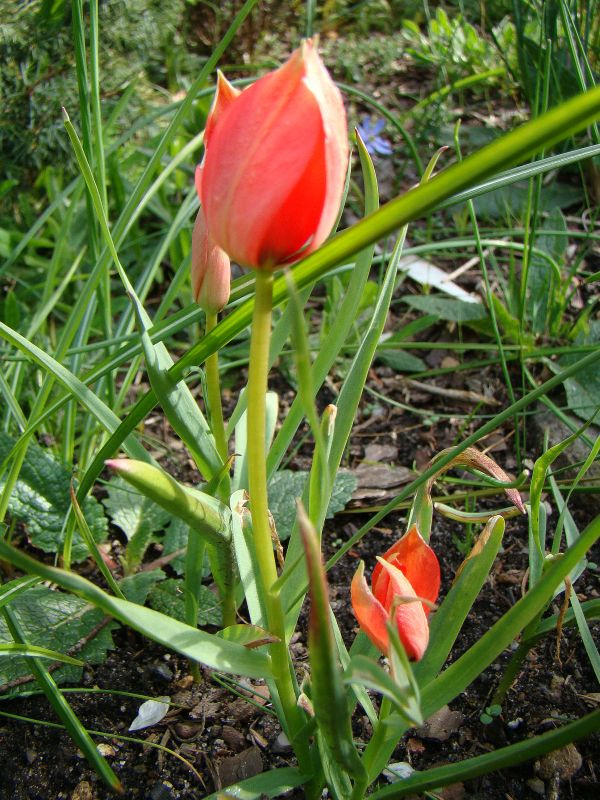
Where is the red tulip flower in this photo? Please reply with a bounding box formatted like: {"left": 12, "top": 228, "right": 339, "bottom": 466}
{"left": 351, "top": 526, "right": 440, "bottom": 661}
{"left": 195, "top": 39, "right": 348, "bottom": 271}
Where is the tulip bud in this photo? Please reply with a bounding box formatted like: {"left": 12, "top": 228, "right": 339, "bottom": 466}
{"left": 191, "top": 207, "right": 231, "bottom": 313}
{"left": 196, "top": 39, "right": 348, "bottom": 271}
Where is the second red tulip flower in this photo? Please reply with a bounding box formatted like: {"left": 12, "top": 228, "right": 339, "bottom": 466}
{"left": 351, "top": 526, "right": 440, "bottom": 661}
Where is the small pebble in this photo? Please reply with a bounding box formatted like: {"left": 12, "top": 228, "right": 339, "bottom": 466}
{"left": 271, "top": 731, "right": 292, "bottom": 754}
{"left": 151, "top": 663, "right": 174, "bottom": 682}
{"left": 526, "top": 777, "right": 546, "bottom": 795}
{"left": 149, "top": 781, "right": 174, "bottom": 800}
{"left": 536, "top": 743, "right": 582, "bottom": 780}
{"left": 71, "top": 781, "right": 93, "bottom": 800}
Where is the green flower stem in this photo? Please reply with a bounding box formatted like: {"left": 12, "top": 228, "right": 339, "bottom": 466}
{"left": 246, "top": 271, "right": 312, "bottom": 777}
{"left": 205, "top": 312, "right": 229, "bottom": 467}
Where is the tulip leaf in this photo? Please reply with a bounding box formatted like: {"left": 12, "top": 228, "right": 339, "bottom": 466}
{"left": 217, "top": 624, "right": 278, "bottom": 649}
{"left": 230, "top": 490, "right": 267, "bottom": 628}
{"left": 414, "top": 515, "right": 505, "bottom": 687}
{"left": 297, "top": 504, "right": 366, "bottom": 782}
{"left": 346, "top": 654, "right": 422, "bottom": 727}
{"left": 0, "top": 539, "right": 271, "bottom": 680}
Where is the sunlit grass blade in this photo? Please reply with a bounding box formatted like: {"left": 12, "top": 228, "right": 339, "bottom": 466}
{"left": 414, "top": 516, "right": 505, "bottom": 686}
{"left": 70, "top": 485, "right": 125, "bottom": 599}
{"left": 0, "top": 643, "right": 83, "bottom": 665}
{"left": 0, "top": 321, "right": 149, "bottom": 462}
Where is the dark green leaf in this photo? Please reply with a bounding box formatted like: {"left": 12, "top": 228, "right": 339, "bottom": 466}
{"left": 148, "top": 578, "right": 222, "bottom": 627}
{"left": 0, "top": 434, "right": 107, "bottom": 562}
{"left": 0, "top": 586, "right": 115, "bottom": 690}
{"left": 268, "top": 470, "right": 357, "bottom": 541}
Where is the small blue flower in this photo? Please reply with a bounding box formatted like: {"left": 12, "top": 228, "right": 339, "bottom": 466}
{"left": 356, "top": 116, "right": 393, "bottom": 157}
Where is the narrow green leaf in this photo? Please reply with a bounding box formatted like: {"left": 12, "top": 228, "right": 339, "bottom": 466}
{"left": 414, "top": 516, "right": 504, "bottom": 686}
{"left": 297, "top": 504, "right": 365, "bottom": 781}
{"left": 0, "top": 323, "right": 149, "bottom": 463}
{"left": 346, "top": 655, "right": 421, "bottom": 727}
{"left": 203, "top": 766, "right": 307, "bottom": 799}
{"left": 0, "top": 644, "right": 83, "bottom": 665}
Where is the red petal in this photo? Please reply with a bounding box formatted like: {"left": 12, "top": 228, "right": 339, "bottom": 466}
{"left": 373, "top": 526, "right": 440, "bottom": 614}
{"left": 376, "top": 558, "right": 430, "bottom": 661}
{"left": 351, "top": 561, "right": 390, "bottom": 655}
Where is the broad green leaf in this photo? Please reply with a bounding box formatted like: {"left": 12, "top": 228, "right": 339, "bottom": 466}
{"left": 0, "top": 586, "right": 115, "bottom": 690}
{"left": 103, "top": 476, "right": 170, "bottom": 571}
{"left": 0, "top": 433, "right": 107, "bottom": 562}
{"left": 162, "top": 518, "right": 212, "bottom": 577}
{"left": 118, "top": 570, "right": 166, "bottom": 605}
{"left": 560, "top": 321, "right": 600, "bottom": 422}
{"left": 376, "top": 350, "right": 427, "bottom": 373}
{"left": 267, "top": 469, "right": 357, "bottom": 542}
{"left": 527, "top": 209, "right": 567, "bottom": 334}
{"left": 148, "top": 578, "right": 222, "bottom": 628}
{"left": 0, "top": 540, "right": 271, "bottom": 680}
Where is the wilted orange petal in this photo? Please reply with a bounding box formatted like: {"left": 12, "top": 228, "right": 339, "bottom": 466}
{"left": 351, "top": 561, "right": 390, "bottom": 655}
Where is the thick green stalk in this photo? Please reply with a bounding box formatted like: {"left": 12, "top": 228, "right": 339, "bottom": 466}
{"left": 246, "top": 271, "right": 312, "bottom": 777}
{"left": 205, "top": 312, "right": 229, "bottom": 466}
